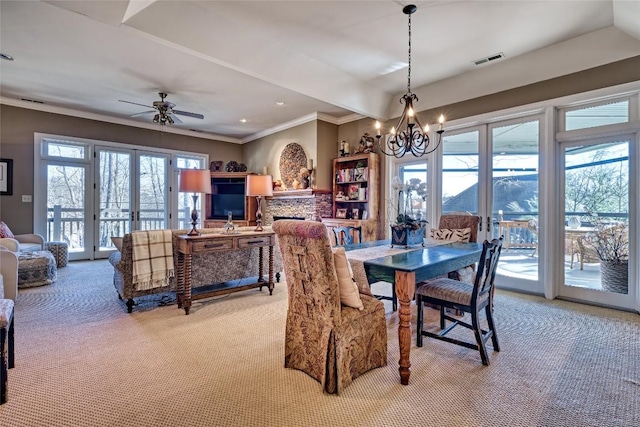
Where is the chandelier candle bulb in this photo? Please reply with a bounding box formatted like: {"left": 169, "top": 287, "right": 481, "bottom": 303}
{"left": 307, "top": 159, "right": 313, "bottom": 171}
{"left": 263, "top": 166, "right": 268, "bottom": 175}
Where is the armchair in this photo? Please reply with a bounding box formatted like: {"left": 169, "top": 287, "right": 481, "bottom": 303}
{"left": 0, "top": 248, "right": 18, "bottom": 301}
{"left": 272, "top": 220, "right": 387, "bottom": 394}
{"left": 0, "top": 247, "right": 17, "bottom": 404}
{"left": 0, "top": 221, "right": 44, "bottom": 253}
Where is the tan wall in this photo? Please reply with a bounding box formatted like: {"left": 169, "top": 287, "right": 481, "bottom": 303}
{"left": 315, "top": 120, "right": 338, "bottom": 190}
{"left": 0, "top": 105, "right": 240, "bottom": 234}
{"left": 242, "top": 121, "right": 317, "bottom": 186}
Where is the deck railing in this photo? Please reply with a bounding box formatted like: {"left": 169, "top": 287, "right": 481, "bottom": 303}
{"left": 47, "top": 205, "right": 191, "bottom": 249}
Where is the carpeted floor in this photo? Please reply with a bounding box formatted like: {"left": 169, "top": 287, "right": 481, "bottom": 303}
{"left": 0, "top": 260, "right": 638, "bottom": 427}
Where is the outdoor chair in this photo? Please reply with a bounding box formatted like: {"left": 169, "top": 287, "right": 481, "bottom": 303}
{"left": 273, "top": 220, "right": 387, "bottom": 394}
{"left": 415, "top": 237, "right": 503, "bottom": 366}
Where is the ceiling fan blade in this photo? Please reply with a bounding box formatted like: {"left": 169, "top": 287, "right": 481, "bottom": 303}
{"left": 119, "top": 99, "right": 154, "bottom": 109}
{"left": 169, "top": 113, "right": 183, "bottom": 124}
{"left": 129, "top": 110, "right": 157, "bottom": 117}
{"left": 173, "top": 109, "right": 204, "bottom": 119}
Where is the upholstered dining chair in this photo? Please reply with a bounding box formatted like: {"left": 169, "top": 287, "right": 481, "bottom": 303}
{"left": 332, "top": 225, "right": 362, "bottom": 246}
{"left": 415, "top": 237, "right": 503, "bottom": 366}
{"left": 273, "top": 220, "right": 387, "bottom": 394}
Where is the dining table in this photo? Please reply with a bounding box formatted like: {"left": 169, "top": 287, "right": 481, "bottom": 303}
{"left": 344, "top": 239, "right": 483, "bottom": 385}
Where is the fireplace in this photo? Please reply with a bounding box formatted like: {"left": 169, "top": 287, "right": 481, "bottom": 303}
{"left": 265, "top": 189, "right": 332, "bottom": 225}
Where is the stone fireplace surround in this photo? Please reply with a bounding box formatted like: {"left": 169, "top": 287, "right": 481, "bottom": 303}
{"left": 264, "top": 189, "right": 332, "bottom": 224}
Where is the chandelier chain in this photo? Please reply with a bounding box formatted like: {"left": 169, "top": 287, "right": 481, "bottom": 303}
{"left": 407, "top": 11, "right": 412, "bottom": 94}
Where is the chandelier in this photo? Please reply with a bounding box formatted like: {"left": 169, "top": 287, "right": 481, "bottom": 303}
{"left": 377, "top": 4, "right": 445, "bottom": 158}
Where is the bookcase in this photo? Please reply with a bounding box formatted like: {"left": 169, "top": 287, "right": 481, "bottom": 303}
{"left": 203, "top": 172, "right": 257, "bottom": 228}
{"left": 322, "top": 153, "right": 380, "bottom": 243}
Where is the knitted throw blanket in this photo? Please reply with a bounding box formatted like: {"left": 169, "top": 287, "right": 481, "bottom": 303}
{"left": 131, "top": 230, "right": 174, "bottom": 291}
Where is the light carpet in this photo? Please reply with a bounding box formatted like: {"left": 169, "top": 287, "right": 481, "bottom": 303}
{"left": 0, "top": 260, "right": 638, "bottom": 427}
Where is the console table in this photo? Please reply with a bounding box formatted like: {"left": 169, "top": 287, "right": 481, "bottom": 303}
{"left": 175, "top": 231, "right": 275, "bottom": 315}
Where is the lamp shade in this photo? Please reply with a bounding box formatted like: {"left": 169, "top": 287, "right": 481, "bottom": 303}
{"left": 246, "top": 174, "right": 273, "bottom": 197}
{"left": 179, "top": 169, "right": 210, "bottom": 193}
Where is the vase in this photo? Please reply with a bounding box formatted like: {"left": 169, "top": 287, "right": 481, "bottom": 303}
{"left": 391, "top": 224, "right": 426, "bottom": 248}
{"left": 600, "top": 260, "right": 628, "bottom": 294}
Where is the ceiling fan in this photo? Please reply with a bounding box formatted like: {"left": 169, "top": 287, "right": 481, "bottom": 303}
{"left": 119, "top": 92, "right": 204, "bottom": 125}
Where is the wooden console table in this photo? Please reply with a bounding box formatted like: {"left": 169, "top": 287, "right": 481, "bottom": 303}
{"left": 175, "top": 230, "right": 275, "bottom": 315}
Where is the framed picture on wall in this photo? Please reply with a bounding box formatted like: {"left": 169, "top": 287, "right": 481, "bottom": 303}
{"left": 336, "top": 208, "right": 348, "bottom": 219}
{"left": 0, "top": 158, "right": 13, "bottom": 195}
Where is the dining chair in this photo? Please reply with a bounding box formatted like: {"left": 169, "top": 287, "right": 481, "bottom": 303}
{"left": 415, "top": 237, "right": 503, "bottom": 366}
{"left": 272, "top": 220, "right": 387, "bottom": 394}
{"left": 332, "top": 225, "right": 362, "bottom": 246}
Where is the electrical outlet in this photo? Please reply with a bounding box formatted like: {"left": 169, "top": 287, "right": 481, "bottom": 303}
{"left": 22, "top": 195, "right": 32, "bottom": 203}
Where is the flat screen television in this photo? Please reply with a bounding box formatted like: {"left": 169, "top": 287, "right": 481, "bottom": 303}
{"left": 210, "top": 194, "right": 245, "bottom": 220}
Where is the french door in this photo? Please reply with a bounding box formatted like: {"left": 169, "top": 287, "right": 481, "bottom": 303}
{"left": 440, "top": 115, "right": 543, "bottom": 294}
{"left": 558, "top": 136, "right": 637, "bottom": 310}
{"left": 95, "top": 147, "right": 170, "bottom": 258}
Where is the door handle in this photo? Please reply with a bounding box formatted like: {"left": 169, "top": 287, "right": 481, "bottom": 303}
{"left": 487, "top": 216, "right": 491, "bottom": 233}
{"left": 137, "top": 211, "right": 140, "bottom": 221}
{"left": 131, "top": 211, "right": 134, "bottom": 221}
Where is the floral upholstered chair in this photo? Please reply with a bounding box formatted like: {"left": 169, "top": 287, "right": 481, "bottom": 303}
{"left": 273, "top": 220, "right": 387, "bottom": 394}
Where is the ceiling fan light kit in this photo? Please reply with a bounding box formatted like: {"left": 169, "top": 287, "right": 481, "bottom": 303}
{"left": 119, "top": 92, "right": 204, "bottom": 126}
{"left": 376, "top": 4, "right": 445, "bottom": 159}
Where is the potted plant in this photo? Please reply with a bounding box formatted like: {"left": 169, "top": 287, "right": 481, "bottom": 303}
{"left": 586, "top": 214, "right": 629, "bottom": 294}
{"left": 389, "top": 176, "right": 428, "bottom": 247}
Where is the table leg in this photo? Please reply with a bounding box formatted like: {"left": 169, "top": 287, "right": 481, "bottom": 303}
{"left": 183, "top": 254, "right": 192, "bottom": 315}
{"left": 258, "top": 246, "right": 265, "bottom": 286}
{"left": 176, "top": 252, "right": 185, "bottom": 309}
{"left": 395, "top": 270, "right": 415, "bottom": 385}
{"left": 268, "top": 245, "right": 274, "bottom": 295}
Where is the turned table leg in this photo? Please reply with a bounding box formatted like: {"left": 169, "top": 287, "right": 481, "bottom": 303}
{"left": 268, "top": 245, "right": 274, "bottom": 295}
{"left": 176, "top": 252, "right": 185, "bottom": 309}
{"left": 183, "top": 254, "right": 192, "bottom": 315}
{"left": 396, "top": 270, "right": 415, "bottom": 385}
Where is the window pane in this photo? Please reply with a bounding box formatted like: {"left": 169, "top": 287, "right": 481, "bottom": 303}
{"left": 565, "top": 100, "right": 629, "bottom": 131}
{"left": 442, "top": 130, "right": 479, "bottom": 215}
{"left": 45, "top": 139, "right": 86, "bottom": 159}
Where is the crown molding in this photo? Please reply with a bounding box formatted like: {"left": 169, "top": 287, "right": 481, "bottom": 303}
{"left": 0, "top": 97, "right": 242, "bottom": 144}
{"left": 242, "top": 112, "right": 366, "bottom": 143}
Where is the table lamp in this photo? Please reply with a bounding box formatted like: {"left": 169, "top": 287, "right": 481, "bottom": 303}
{"left": 179, "top": 168, "right": 210, "bottom": 236}
{"left": 246, "top": 174, "right": 273, "bottom": 231}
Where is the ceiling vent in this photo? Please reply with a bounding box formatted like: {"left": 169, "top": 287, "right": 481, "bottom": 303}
{"left": 473, "top": 52, "right": 505, "bottom": 66}
{"left": 20, "top": 97, "right": 45, "bottom": 104}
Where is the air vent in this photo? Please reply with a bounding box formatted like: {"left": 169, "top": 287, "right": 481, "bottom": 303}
{"left": 20, "top": 97, "right": 45, "bottom": 104}
{"left": 473, "top": 52, "right": 505, "bottom": 66}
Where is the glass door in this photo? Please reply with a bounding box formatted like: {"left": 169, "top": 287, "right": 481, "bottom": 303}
{"left": 440, "top": 117, "right": 542, "bottom": 293}
{"left": 560, "top": 137, "right": 635, "bottom": 309}
{"left": 95, "top": 148, "right": 169, "bottom": 258}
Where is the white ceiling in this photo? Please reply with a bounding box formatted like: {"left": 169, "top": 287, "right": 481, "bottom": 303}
{"left": 1, "top": 1, "right": 639, "bottom": 144}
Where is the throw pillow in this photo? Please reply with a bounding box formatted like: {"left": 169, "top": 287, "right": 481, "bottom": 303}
{"left": 431, "top": 228, "right": 471, "bottom": 242}
{"left": 332, "top": 247, "right": 364, "bottom": 310}
{"left": 111, "top": 236, "right": 124, "bottom": 252}
{"left": 0, "top": 221, "right": 15, "bottom": 239}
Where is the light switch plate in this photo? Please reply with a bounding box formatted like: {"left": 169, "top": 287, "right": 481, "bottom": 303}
{"left": 22, "top": 195, "right": 32, "bottom": 203}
